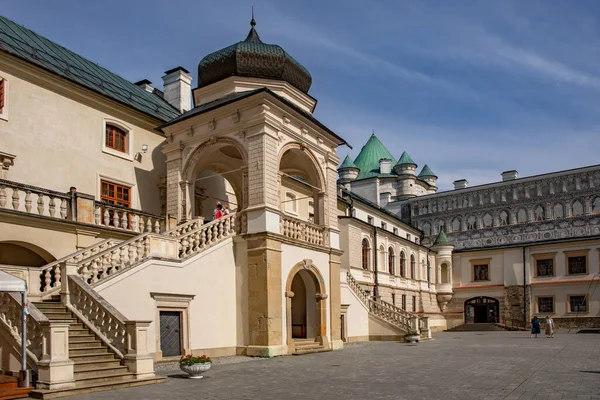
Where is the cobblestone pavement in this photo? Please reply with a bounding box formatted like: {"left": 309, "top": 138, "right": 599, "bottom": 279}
{"left": 55, "top": 331, "right": 600, "bottom": 400}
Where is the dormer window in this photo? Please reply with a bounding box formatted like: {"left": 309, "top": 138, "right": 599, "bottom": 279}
{"left": 105, "top": 124, "right": 127, "bottom": 153}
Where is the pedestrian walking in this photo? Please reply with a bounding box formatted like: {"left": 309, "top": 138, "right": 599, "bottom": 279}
{"left": 215, "top": 203, "right": 224, "bottom": 219}
{"left": 223, "top": 204, "right": 230, "bottom": 215}
{"left": 530, "top": 316, "right": 541, "bottom": 338}
{"left": 545, "top": 315, "right": 554, "bottom": 338}
{"left": 213, "top": 201, "right": 221, "bottom": 220}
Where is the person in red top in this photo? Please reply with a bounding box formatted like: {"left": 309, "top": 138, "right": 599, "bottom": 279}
{"left": 215, "top": 203, "right": 224, "bottom": 219}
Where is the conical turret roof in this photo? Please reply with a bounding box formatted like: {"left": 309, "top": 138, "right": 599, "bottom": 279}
{"left": 338, "top": 155, "right": 359, "bottom": 171}
{"left": 395, "top": 151, "right": 417, "bottom": 167}
{"left": 353, "top": 133, "right": 397, "bottom": 179}
{"left": 433, "top": 230, "right": 451, "bottom": 246}
{"left": 418, "top": 164, "right": 437, "bottom": 178}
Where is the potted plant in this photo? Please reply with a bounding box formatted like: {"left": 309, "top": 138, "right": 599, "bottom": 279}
{"left": 404, "top": 331, "right": 420, "bottom": 344}
{"left": 179, "top": 354, "right": 212, "bottom": 379}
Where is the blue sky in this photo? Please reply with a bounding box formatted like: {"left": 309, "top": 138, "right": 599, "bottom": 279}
{"left": 3, "top": 0, "right": 600, "bottom": 190}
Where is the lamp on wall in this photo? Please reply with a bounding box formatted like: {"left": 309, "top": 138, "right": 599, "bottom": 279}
{"left": 135, "top": 145, "right": 148, "bottom": 162}
{"left": 141, "top": 144, "right": 148, "bottom": 153}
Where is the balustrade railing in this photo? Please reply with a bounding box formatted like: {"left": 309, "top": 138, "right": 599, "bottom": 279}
{"left": 0, "top": 179, "right": 69, "bottom": 220}
{"left": 94, "top": 201, "right": 164, "bottom": 233}
{"left": 0, "top": 292, "right": 46, "bottom": 362}
{"left": 280, "top": 214, "right": 328, "bottom": 246}
{"left": 178, "top": 213, "right": 236, "bottom": 258}
{"left": 39, "top": 238, "right": 119, "bottom": 294}
{"left": 68, "top": 276, "right": 128, "bottom": 356}
{"left": 165, "top": 217, "right": 204, "bottom": 237}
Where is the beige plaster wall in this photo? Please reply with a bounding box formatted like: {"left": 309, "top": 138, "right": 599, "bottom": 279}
{"left": 95, "top": 239, "right": 238, "bottom": 355}
{"left": 0, "top": 63, "right": 166, "bottom": 214}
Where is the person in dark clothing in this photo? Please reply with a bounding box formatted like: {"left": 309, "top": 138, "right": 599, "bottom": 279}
{"left": 530, "top": 316, "right": 541, "bottom": 338}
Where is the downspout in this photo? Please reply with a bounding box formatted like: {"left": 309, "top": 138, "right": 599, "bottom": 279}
{"left": 373, "top": 225, "right": 379, "bottom": 300}
{"left": 522, "top": 246, "right": 528, "bottom": 328}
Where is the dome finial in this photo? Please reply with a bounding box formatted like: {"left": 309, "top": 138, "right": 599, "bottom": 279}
{"left": 251, "top": 6, "right": 256, "bottom": 27}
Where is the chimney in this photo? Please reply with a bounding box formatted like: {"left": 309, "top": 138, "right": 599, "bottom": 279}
{"left": 134, "top": 79, "right": 154, "bottom": 93}
{"left": 162, "top": 66, "right": 193, "bottom": 112}
{"left": 501, "top": 170, "right": 518, "bottom": 181}
{"left": 379, "top": 158, "right": 392, "bottom": 174}
{"left": 453, "top": 179, "right": 468, "bottom": 190}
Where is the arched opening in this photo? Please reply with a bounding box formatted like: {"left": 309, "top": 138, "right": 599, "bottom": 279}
{"left": 572, "top": 200, "right": 584, "bottom": 217}
{"left": 183, "top": 139, "right": 247, "bottom": 222}
{"left": 464, "top": 296, "right": 499, "bottom": 324}
{"left": 400, "top": 251, "right": 406, "bottom": 277}
{"left": 0, "top": 241, "right": 55, "bottom": 267}
{"left": 279, "top": 146, "right": 324, "bottom": 225}
{"left": 361, "top": 239, "right": 370, "bottom": 270}
{"left": 440, "top": 263, "right": 450, "bottom": 284}
{"left": 290, "top": 271, "right": 317, "bottom": 339}
{"left": 410, "top": 254, "right": 416, "bottom": 279}
{"left": 553, "top": 203, "right": 564, "bottom": 219}
{"left": 388, "top": 247, "right": 395, "bottom": 275}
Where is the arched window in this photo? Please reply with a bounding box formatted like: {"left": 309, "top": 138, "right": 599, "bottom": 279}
{"left": 535, "top": 205, "right": 544, "bottom": 221}
{"left": 451, "top": 218, "right": 461, "bottom": 232}
{"left": 499, "top": 210, "right": 509, "bottom": 226}
{"left": 388, "top": 247, "right": 395, "bottom": 275}
{"left": 410, "top": 254, "right": 416, "bottom": 279}
{"left": 553, "top": 203, "right": 564, "bottom": 219}
{"left": 105, "top": 123, "right": 128, "bottom": 153}
{"left": 572, "top": 200, "right": 584, "bottom": 217}
{"left": 400, "top": 251, "right": 406, "bottom": 277}
{"left": 361, "top": 239, "right": 370, "bottom": 270}
{"left": 517, "top": 208, "right": 527, "bottom": 223}
{"left": 441, "top": 263, "right": 450, "bottom": 284}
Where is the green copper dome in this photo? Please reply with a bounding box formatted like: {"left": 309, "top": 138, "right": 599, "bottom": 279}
{"left": 338, "top": 155, "right": 359, "bottom": 171}
{"left": 395, "top": 151, "right": 417, "bottom": 167}
{"left": 433, "top": 230, "right": 451, "bottom": 246}
{"left": 197, "top": 18, "right": 312, "bottom": 93}
{"left": 418, "top": 164, "right": 437, "bottom": 178}
{"left": 353, "top": 133, "right": 397, "bottom": 179}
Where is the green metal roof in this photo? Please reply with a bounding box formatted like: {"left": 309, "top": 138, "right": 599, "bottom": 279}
{"left": 0, "top": 15, "right": 180, "bottom": 122}
{"left": 338, "top": 155, "right": 359, "bottom": 171}
{"left": 433, "top": 230, "right": 451, "bottom": 246}
{"left": 418, "top": 164, "right": 437, "bottom": 178}
{"left": 395, "top": 151, "right": 417, "bottom": 167}
{"left": 353, "top": 134, "right": 397, "bottom": 179}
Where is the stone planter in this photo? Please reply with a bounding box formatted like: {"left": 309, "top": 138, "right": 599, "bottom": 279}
{"left": 405, "top": 334, "right": 420, "bottom": 344}
{"left": 180, "top": 362, "right": 212, "bottom": 379}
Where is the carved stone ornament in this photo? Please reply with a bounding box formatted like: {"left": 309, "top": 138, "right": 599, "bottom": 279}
{"left": 285, "top": 291, "right": 295, "bottom": 298}
{"left": 302, "top": 258, "right": 314, "bottom": 269}
{"left": 282, "top": 116, "right": 290, "bottom": 125}
{"left": 232, "top": 110, "right": 240, "bottom": 124}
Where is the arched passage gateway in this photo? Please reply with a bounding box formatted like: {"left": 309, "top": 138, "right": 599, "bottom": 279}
{"left": 464, "top": 296, "right": 499, "bottom": 323}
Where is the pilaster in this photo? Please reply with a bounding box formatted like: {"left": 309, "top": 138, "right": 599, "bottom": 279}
{"left": 329, "top": 251, "right": 343, "bottom": 350}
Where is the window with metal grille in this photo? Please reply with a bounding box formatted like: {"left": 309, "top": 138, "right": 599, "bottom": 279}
{"left": 567, "top": 256, "right": 586, "bottom": 275}
{"left": 569, "top": 295, "right": 587, "bottom": 313}
{"left": 0, "top": 78, "right": 4, "bottom": 111}
{"left": 536, "top": 259, "right": 553, "bottom": 277}
{"left": 473, "top": 264, "right": 489, "bottom": 281}
{"left": 105, "top": 124, "right": 127, "bottom": 153}
{"left": 538, "top": 297, "right": 554, "bottom": 313}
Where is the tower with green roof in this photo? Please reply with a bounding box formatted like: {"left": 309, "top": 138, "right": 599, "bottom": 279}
{"left": 337, "top": 155, "right": 360, "bottom": 187}
{"left": 418, "top": 164, "right": 438, "bottom": 188}
{"left": 393, "top": 151, "right": 417, "bottom": 176}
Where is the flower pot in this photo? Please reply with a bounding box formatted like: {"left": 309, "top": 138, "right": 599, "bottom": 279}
{"left": 405, "top": 334, "right": 420, "bottom": 344}
{"left": 180, "top": 362, "right": 211, "bottom": 379}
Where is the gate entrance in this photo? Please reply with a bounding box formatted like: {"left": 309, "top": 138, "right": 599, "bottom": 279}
{"left": 464, "top": 296, "right": 499, "bottom": 323}
{"left": 160, "top": 311, "right": 182, "bottom": 357}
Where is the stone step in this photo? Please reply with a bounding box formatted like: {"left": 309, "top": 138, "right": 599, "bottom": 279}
{"left": 69, "top": 335, "right": 98, "bottom": 343}
{"left": 70, "top": 353, "right": 115, "bottom": 362}
{"left": 32, "top": 302, "right": 64, "bottom": 309}
{"left": 69, "top": 346, "right": 109, "bottom": 356}
{"left": 73, "top": 371, "right": 135, "bottom": 385}
{"left": 69, "top": 329, "right": 92, "bottom": 337}
{"left": 69, "top": 340, "right": 102, "bottom": 349}
{"left": 74, "top": 366, "right": 129, "bottom": 379}
{"left": 293, "top": 347, "right": 332, "bottom": 355}
{"left": 73, "top": 359, "right": 121, "bottom": 371}
{"left": 45, "top": 315, "right": 76, "bottom": 321}
{"left": 29, "top": 376, "right": 166, "bottom": 399}
{"left": 294, "top": 343, "right": 323, "bottom": 350}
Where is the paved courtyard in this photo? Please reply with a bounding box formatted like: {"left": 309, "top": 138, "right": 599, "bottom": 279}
{"left": 56, "top": 331, "right": 600, "bottom": 400}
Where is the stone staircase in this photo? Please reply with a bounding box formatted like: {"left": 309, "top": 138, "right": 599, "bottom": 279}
{"left": 292, "top": 339, "right": 331, "bottom": 355}
{"left": 29, "top": 301, "right": 164, "bottom": 399}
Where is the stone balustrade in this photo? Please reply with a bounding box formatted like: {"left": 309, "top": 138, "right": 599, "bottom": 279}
{"left": 178, "top": 213, "right": 237, "bottom": 258}
{"left": 280, "top": 214, "right": 328, "bottom": 246}
{"left": 0, "top": 178, "right": 166, "bottom": 234}
{"left": 0, "top": 292, "right": 46, "bottom": 362}
{"left": 0, "top": 178, "right": 69, "bottom": 220}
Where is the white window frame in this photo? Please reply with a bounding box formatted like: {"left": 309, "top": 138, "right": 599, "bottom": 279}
{"left": 284, "top": 191, "right": 298, "bottom": 215}
{"left": 102, "top": 118, "right": 134, "bottom": 161}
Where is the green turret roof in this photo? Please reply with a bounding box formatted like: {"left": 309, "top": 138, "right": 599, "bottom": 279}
{"left": 353, "top": 134, "right": 397, "bottom": 179}
{"left": 418, "top": 164, "right": 437, "bottom": 178}
{"left": 338, "top": 155, "right": 359, "bottom": 171}
{"left": 395, "top": 151, "right": 417, "bottom": 167}
{"left": 433, "top": 230, "right": 451, "bottom": 246}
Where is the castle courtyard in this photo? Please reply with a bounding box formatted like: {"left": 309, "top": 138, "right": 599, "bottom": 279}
{"left": 54, "top": 331, "right": 600, "bottom": 400}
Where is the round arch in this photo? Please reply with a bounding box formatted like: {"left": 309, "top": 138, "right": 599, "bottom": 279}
{"left": 285, "top": 259, "right": 328, "bottom": 354}
{"left": 464, "top": 296, "right": 499, "bottom": 324}
{"left": 277, "top": 143, "right": 325, "bottom": 193}
{"left": 0, "top": 241, "right": 56, "bottom": 267}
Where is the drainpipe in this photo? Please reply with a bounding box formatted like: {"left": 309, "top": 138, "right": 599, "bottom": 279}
{"left": 373, "top": 225, "right": 379, "bottom": 300}
{"left": 522, "top": 246, "right": 528, "bottom": 328}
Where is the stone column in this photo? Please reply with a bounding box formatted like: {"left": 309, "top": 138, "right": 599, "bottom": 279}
{"left": 246, "top": 235, "right": 285, "bottom": 357}
{"left": 165, "top": 158, "right": 183, "bottom": 221}
{"left": 123, "top": 321, "right": 155, "bottom": 379}
{"left": 37, "top": 321, "right": 75, "bottom": 390}
{"left": 179, "top": 180, "right": 193, "bottom": 222}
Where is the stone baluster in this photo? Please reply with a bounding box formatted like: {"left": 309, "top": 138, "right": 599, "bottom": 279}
{"left": 43, "top": 270, "right": 51, "bottom": 292}
{"left": 48, "top": 196, "right": 56, "bottom": 217}
{"left": 12, "top": 189, "right": 19, "bottom": 210}
{"left": 154, "top": 219, "right": 160, "bottom": 233}
{"left": 120, "top": 212, "right": 128, "bottom": 229}
{"left": 146, "top": 218, "right": 152, "bottom": 233}
{"left": 112, "top": 211, "right": 119, "bottom": 228}
{"left": 25, "top": 190, "right": 32, "bottom": 212}
{"left": 136, "top": 238, "right": 144, "bottom": 262}
{"left": 60, "top": 198, "right": 67, "bottom": 219}
{"left": 37, "top": 195, "right": 45, "bottom": 215}
{"left": 0, "top": 185, "right": 6, "bottom": 208}
{"left": 94, "top": 206, "right": 101, "bottom": 225}
{"left": 102, "top": 209, "right": 109, "bottom": 226}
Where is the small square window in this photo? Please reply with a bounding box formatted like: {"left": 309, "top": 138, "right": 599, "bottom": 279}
{"left": 569, "top": 295, "right": 587, "bottom": 313}
{"left": 536, "top": 259, "right": 554, "bottom": 277}
{"left": 567, "top": 256, "right": 586, "bottom": 275}
{"left": 381, "top": 222, "right": 387, "bottom": 230}
{"left": 367, "top": 216, "right": 374, "bottom": 225}
{"left": 473, "top": 264, "right": 489, "bottom": 281}
{"left": 393, "top": 228, "right": 398, "bottom": 235}
{"left": 407, "top": 234, "right": 411, "bottom": 241}
{"left": 537, "top": 297, "right": 554, "bottom": 313}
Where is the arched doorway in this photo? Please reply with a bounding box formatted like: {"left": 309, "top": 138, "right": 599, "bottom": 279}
{"left": 464, "top": 296, "right": 499, "bottom": 323}
{"left": 0, "top": 241, "right": 55, "bottom": 267}
{"left": 285, "top": 260, "right": 328, "bottom": 352}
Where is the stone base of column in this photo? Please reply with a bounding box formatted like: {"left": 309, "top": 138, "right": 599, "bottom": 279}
{"left": 36, "top": 360, "right": 75, "bottom": 390}
{"left": 246, "top": 344, "right": 287, "bottom": 358}
{"left": 330, "top": 339, "right": 344, "bottom": 350}
{"left": 123, "top": 354, "right": 155, "bottom": 379}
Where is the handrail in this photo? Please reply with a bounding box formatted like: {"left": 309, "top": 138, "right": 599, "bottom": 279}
{"left": 0, "top": 178, "right": 71, "bottom": 199}
{"left": 280, "top": 214, "right": 328, "bottom": 246}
